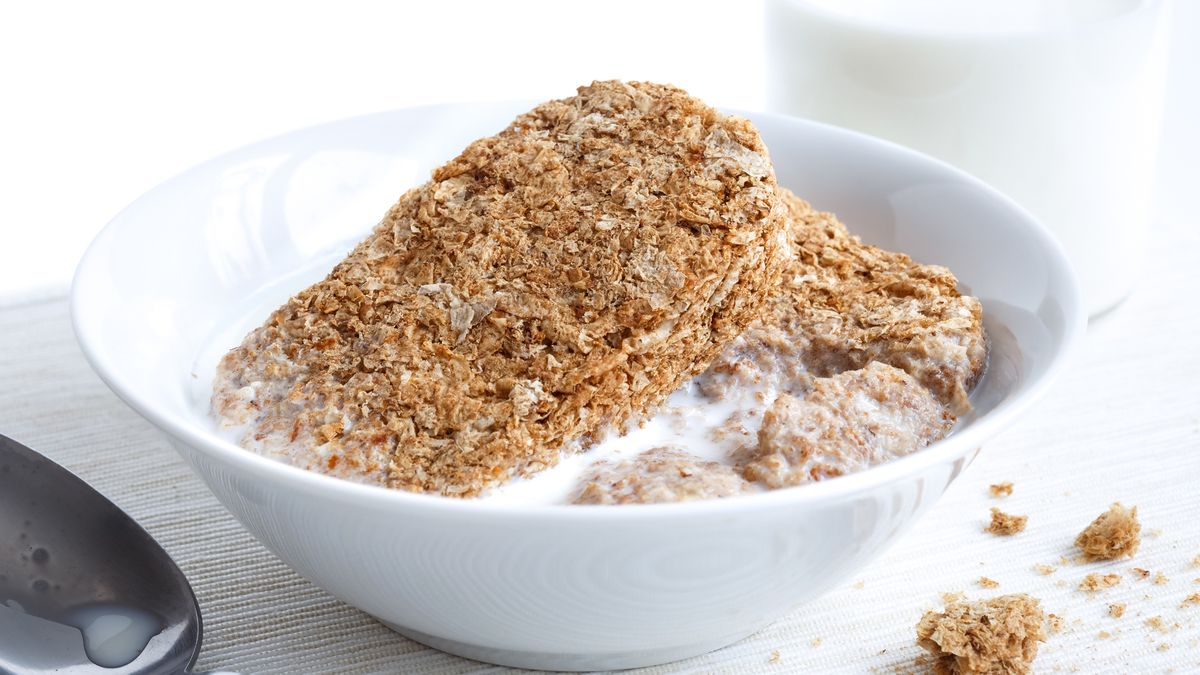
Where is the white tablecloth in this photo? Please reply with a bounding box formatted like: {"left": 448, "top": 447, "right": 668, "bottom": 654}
{"left": 2, "top": 222, "right": 1198, "bottom": 673}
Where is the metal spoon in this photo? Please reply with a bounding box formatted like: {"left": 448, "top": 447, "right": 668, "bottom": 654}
{"left": 0, "top": 434, "right": 203, "bottom": 674}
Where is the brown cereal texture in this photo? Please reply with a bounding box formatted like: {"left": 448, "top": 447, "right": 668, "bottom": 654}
{"left": 1079, "top": 573, "right": 1122, "bottom": 592}
{"left": 986, "top": 508, "right": 1028, "bottom": 536}
{"left": 212, "top": 80, "right": 789, "bottom": 496}
{"left": 916, "top": 594, "right": 1046, "bottom": 675}
{"left": 571, "top": 446, "right": 747, "bottom": 505}
{"left": 988, "top": 482, "right": 1013, "bottom": 498}
{"left": 1046, "top": 614, "right": 1064, "bottom": 634}
{"left": 738, "top": 362, "right": 954, "bottom": 488}
{"left": 1075, "top": 503, "right": 1141, "bottom": 561}
{"left": 942, "top": 591, "right": 967, "bottom": 605}
{"left": 698, "top": 192, "right": 986, "bottom": 414}
{"left": 1146, "top": 616, "right": 1170, "bottom": 633}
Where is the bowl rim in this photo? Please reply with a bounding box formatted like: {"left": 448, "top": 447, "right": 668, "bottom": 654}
{"left": 70, "top": 102, "right": 1086, "bottom": 521}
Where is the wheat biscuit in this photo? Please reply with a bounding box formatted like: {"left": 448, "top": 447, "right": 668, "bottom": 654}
{"left": 213, "top": 80, "right": 790, "bottom": 496}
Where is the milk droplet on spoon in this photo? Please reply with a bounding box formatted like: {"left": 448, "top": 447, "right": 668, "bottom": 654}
{"left": 60, "top": 603, "right": 162, "bottom": 668}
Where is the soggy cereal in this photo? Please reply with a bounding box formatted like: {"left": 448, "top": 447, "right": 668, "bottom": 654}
{"left": 572, "top": 446, "right": 748, "bottom": 505}
{"left": 739, "top": 362, "right": 954, "bottom": 488}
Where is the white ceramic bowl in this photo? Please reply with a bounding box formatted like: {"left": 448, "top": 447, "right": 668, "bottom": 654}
{"left": 72, "top": 102, "right": 1084, "bottom": 671}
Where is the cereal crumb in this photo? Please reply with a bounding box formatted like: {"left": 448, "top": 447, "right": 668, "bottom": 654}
{"left": 1097, "top": 630, "right": 1112, "bottom": 639}
{"left": 1033, "top": 564, "right": 1056, "bottom": 576}
{"left": 769, "top": 649, "right": 780, "bottom": 663}
{"left": 1108, "top": 603, "right": 1126, "bottom": 618}
{"left": 1074, "top": 503, "right": 1140, "bottom": 560}
{"left": 1047, "top": 614, "right": 1065, "bottom": 634}
{"left": 854, "top": 580, "right": 865, "bottom": 589}
{"left": 1181, "top": 593, "right": 1200, "bottom": 608}
{"left": 986, "top": 508, "right": 1028, "bottom": 536}
{"left": 1191, "top": 554, "right": 1200, "bottom": 568}
{"left": 916, "top": 594, "right": 1045, "bottom": 675}
{"left": 942, "top": 591, "right": 967, "bottom": 605}
{"left": 1154, "top": 572, "right": 1169, "bottom": 585}
{"left": 1157, "top": 643, "right": 1171, "bottom": 652}
{"left": 1079, "top": 573, "right": 1122, "bottom": 592}
{"left": 811, "top": 637, "right": 822, "bottom": 647}
{"left": 988, "top": 482, "right": 1013, "bottom": 498}
{"left": 1131, "top": 568, "right": 1150, "bottom": 580}
{"left": 1145, "top": 616, "right": 1171, "bottom": 633}
{"left": 978, "top": 577, "right": 1000, "bottom": 589}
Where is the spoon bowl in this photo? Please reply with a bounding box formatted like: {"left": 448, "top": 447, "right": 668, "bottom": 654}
{"left": 0, "top": 434, "right": 201, "bottom": 674}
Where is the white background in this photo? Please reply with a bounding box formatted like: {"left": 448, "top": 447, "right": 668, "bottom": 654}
{"left": 1, "top": 0, "right": 1196, "bottom": 299}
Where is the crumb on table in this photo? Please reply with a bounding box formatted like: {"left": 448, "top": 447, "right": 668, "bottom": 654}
{"left": 916, "top": 594, "right": 1045, "bottom": 675}
{"left": 977, "top": 577, "right": 1000, "bottom": 589}
{"left": 942, "top": 591, "right": 966, "bottom": 605}
{"left": 1075, "top": 503, "right": 1141, "bottom": 560}
{"left": 988, "top": 481, "right": 1013, "bottom": 498}
{"left": 986, "top": 508, "right": 1028, "bottom": 536}
{"left": 1079, "top": 573, "right": 1122, "bottom": 592}
{"left": 1108, "top": 603, "right": 1126, "bottom": 618}
{"left": 1033, "top": 564, "right": 1056, "bottom": 576}
{"left": 1047, "top": 613, "right": 1065, "bottom": 634}
{"left": 1146, "top": 616, "right": 1171, "bottom": 633}
{"left": 1132, "top": 568, "right": 1151, "bottom": 580}
{"left": 1154, "top": 572, "right": 1169, "bottom": 585}
{"left": 1181, "top": 593, "right": 1200, "bottom": 608}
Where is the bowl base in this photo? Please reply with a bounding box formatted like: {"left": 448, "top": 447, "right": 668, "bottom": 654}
{"left": 376, "top": 619, "right": 757, "bottom": 671}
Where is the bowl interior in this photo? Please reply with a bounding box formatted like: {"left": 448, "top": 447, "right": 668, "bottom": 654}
{"left": 71, "top": 102, "right": 1083, "bottom": 507}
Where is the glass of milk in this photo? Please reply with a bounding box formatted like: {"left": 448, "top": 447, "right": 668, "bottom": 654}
{"left": 766, "top": 0, "right": 1172, "bottom": 316}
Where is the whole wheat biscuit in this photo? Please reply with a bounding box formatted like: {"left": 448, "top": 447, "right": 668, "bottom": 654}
{"left": 213, "top": 80, "right": 790, "bottom": 497}
{"left": 698, "top": 190, "right": 986, "bottom": 414}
